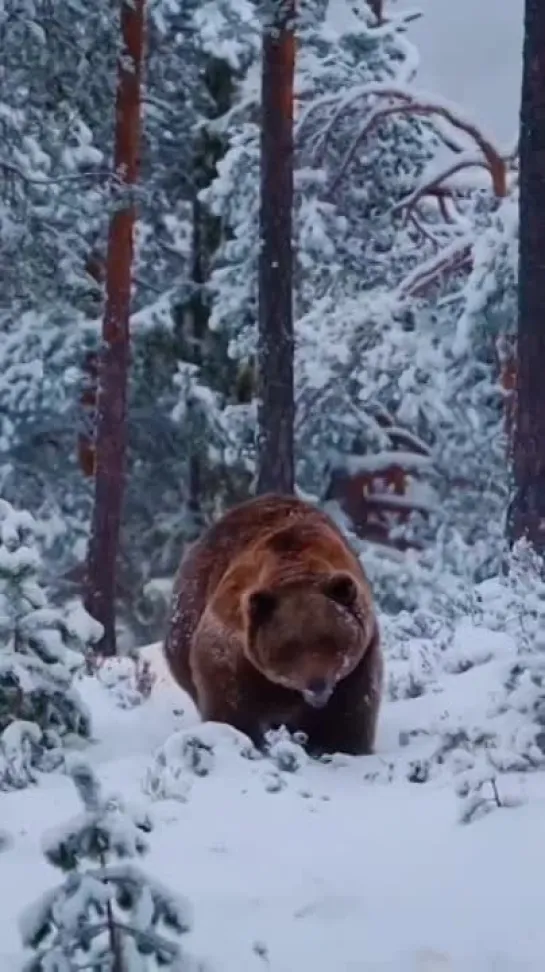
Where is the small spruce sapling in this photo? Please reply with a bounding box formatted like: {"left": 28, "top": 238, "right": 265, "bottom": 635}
{"left": 0, "top": 499, "right": 102, "bottom": 789}
{"left": 19, "top": 759, "right": 205, "bottom": 971}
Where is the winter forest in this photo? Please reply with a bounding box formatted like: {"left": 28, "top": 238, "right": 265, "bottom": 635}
{"left": 1, "top": 0, "right": 545, "bottom": 969}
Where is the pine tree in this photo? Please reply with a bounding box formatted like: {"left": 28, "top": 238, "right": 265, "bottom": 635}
{"left": 0, "top": 0, "right": 114, "bottom": 589}
{"left": 84, "top": 0, "right": 146, "bottom": 656}
{"left": 202, "top": 0, "right": 442, "bottom": 484}
{"left": 0, "top": 0, "right": 259, "bottom": 643}
{"left": 0, "top": 0, "right": 115, "bottom": 327}
{"left": 0, "top": 0, "right": 517, "bottom": 627}
{"left": 19, "top": 760, "right": 205, "bottom": 971}
{"left": 256, "top": 0, "right": 296, "bottom": 495}
{"left": 133, "top": 0, "right": 259, "bottom": 545}
{"left": 0, "top": 499, "right": 101, "bottom": 789}
{"left": 507, "top": 0, "right": 545, "bottom": 551}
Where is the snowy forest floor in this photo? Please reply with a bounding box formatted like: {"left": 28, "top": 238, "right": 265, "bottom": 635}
{"left": 3, "top": 617, "right": 545, "bottom": 972}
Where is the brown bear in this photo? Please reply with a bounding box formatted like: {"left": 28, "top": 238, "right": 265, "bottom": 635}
{"left": 163, "top": 493, "right": 383, "bottom": 755}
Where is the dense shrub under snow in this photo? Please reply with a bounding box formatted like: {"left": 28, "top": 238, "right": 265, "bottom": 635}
{"left": 0, "top": 498, "right": 102, "bottom": 790}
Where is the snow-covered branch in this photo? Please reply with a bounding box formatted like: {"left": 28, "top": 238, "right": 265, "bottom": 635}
{"left": 397, "top": 235, "right": 473, "bottom": 298}
{"left": 312, "top": 84, "right": 506, "bottom": 201}
{"left": 392, "top": 152, "right": 496, "bottom": 222}
{"left": 0, "top": 158, "right": 108, "bottom": 187}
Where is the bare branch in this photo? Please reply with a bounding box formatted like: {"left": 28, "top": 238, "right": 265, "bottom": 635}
{"left": 433, "top": 187, "right": 455, "bottom": 222}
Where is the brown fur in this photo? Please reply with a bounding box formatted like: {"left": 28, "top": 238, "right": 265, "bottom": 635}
{"left": 163, "top": 494, "right": 383, "bottom": 755}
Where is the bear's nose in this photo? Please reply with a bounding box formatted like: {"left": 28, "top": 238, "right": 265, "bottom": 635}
{"left": 302, "top": 678, "right": 333, "bottom": 708}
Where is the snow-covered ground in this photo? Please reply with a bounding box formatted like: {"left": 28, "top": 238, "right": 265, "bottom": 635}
{"left": 3, "top": 590, "right": 545, "bottom": 972}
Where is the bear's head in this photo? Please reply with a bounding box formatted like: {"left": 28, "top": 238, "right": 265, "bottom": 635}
{"left": 242, "top": 572, "right": 371, "bottom": 708}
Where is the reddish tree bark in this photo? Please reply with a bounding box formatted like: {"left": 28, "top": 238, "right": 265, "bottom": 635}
{"left": 256, "top": 0, "right": 296, "bottom": 495}
{"left": 85, "top": 0, "right": 145, "bottom": 654}
{"left": 78, "top": 348, "right": 99, "bottom": 478}
{"left": 507, "top": 0, "right": 545, "bottom": 551}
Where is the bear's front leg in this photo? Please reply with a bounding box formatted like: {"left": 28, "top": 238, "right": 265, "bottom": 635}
{"left": 302, "top": 640, "right": 382, "bottom": 756}
{"left": 198, "top": 689, "right": 268, "bottom": 751}
{"left": 190, "top": 628, "right": 270, "bottom": 749}
{"left": 303, "top": 697, "right": 376, "bottom": 756}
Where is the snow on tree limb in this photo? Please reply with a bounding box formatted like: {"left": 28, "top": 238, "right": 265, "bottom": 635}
{"left": 391, "top": 152, "right": 498, "bottom": 221}
{"left": 0, "top": 158, "right": 109, "bottom": 186}
{"left": 397, "top": 236, "right": 473, "bottom": 299}
{"left": 320, "top": 85, "right": 507, "bottom": 201}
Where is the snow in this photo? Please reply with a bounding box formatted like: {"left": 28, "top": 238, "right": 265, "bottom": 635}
{"left": 3, "top": 617, "right": 545, "bottom": 971}
{"left": 342, "top": 450, "right": 432, "bottom": 474}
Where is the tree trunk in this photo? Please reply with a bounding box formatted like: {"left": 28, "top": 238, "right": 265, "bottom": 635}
{"left": 85, "top": 0, "right": 145, "bottom": 654}
{"left": 507, "top": 0, "right": 545, "bottom": 552}
{"left": 256, "top": 0, "right": 296, "bottom": 496}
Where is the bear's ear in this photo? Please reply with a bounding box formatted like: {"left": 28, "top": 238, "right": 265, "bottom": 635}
{"left": 246, "top": 588, "right": 277, "bottom": 629}
{"left": 322, "top": 572, "right": 358, "bottom": 609}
